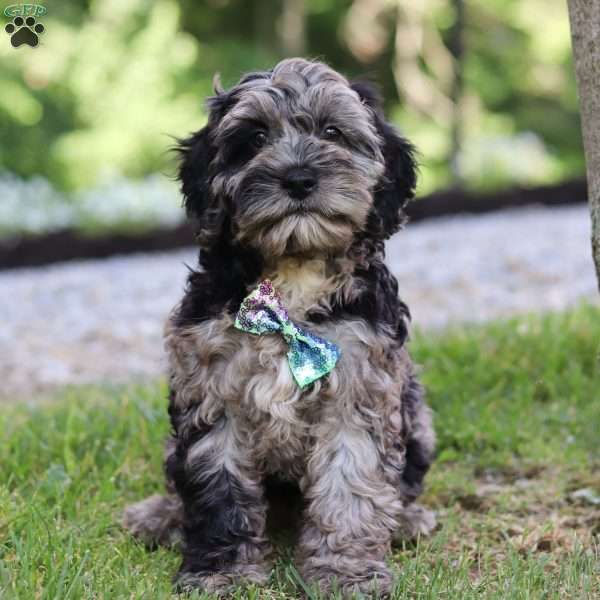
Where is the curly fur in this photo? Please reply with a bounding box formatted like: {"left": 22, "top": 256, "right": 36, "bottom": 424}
{"left": 123, "top": 58, "right": 435, "bottom": 598}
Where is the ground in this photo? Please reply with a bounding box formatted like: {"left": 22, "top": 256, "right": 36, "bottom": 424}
{"left": 1, "top": 304, "right": 599, "bottom": 599}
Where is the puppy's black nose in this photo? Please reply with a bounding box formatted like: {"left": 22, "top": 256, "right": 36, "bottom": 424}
{"left": 282, "top": 167, "right": 317, "bottom": 200}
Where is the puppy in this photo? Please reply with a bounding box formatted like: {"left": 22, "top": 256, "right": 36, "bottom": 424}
{"left": 124, "top": 58, "right": 435, "bottom": 598}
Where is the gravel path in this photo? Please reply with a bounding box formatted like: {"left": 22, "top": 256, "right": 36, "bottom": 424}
{"left": 1, "top": 205, "right": 597, "bottom": 399}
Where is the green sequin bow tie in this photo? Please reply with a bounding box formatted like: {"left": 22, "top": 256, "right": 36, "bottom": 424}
{"left": 234, "top": 279, "right": 341, "bottom": 388}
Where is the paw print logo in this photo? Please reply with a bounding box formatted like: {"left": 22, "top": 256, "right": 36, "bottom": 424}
{"left": 5, "top": 15, "right": 45, "bottom": 47}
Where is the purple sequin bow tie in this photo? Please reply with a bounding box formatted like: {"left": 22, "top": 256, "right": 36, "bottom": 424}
{"left": 234, "top": 279, "right": 341, "bottom": 388}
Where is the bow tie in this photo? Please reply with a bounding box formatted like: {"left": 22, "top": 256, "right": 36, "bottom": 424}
{"left": 234, "top": 279, "right": 341, "bottom": 388}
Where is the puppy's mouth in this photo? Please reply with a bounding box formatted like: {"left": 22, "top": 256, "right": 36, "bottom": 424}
{"left": 238, "top": 189, "right": 323, "bottom": 222}
{"left": 264, "top": 197, "right": 339, "bottom": 224}
{"left": 234, "top": 208, "right": 358, "bottom": 258}
{"left": 285, "top": 198, "right": 315, "bottom": 215}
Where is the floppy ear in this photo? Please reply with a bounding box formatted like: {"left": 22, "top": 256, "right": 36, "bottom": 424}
{"left": 178, "top": 126, "right": 214, "bottom": 222}
{"left": 351, "top": 81, "right": 418, "bottom": 239}
{"left": 177, "top": 91, "right": 234, "bottom": 246}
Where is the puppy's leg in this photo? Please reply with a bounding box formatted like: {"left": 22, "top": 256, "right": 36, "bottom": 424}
{"left": 394, "top": 374, "right": 436, "bottom": 542}
{"left": 167, "top": 415, "right": 270, "bottom": 596}
{"left": 297, "top": 423, "right": 402, "bottom": 598}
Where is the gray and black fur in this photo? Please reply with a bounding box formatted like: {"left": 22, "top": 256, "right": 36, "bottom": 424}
{"left": 123, "top": 58, "right": 435, "bottom": 598}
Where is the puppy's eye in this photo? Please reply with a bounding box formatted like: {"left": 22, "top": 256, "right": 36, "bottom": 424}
{"left": 323, "top": 126, "right": 342, "bottom": 141}
{"left": 252, "top": 131, "right": 268, "bottom": 149}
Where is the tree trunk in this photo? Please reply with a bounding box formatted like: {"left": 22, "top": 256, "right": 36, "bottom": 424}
{"left": 448, "top": 0, "right": 465, "bottom": 185}
{"left": 280, "top": 0, "right": 307, "bottom": 57}
{"left": 567, "top": 1, "right": 600, "bottom": 290}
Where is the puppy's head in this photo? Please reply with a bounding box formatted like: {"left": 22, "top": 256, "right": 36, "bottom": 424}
{"left": 179, "top": 58, "right": 417, "bottom": 260}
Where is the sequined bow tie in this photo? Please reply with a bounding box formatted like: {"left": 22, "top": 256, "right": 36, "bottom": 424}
{"left": 234, "top": 279, "right": 341, "bottom": 388}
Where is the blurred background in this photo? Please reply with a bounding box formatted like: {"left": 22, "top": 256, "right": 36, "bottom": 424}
{"left": 0, "top": 0, "right": 584, "bottom": 238}
{"left": 1, "top": 0, "right": 596, "bottom": 397}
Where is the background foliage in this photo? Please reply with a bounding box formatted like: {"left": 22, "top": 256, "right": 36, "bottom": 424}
{"left": 0, "top": 0, "right": 583, "bottom": 198}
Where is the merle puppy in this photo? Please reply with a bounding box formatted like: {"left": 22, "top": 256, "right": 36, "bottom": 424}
{"left": 124, "top": 58, "right": 435, "bottom": 598}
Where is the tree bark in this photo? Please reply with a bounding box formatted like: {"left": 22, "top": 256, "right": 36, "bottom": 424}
{"left": 567, "top": 1, "right": 600, "bottom": 290}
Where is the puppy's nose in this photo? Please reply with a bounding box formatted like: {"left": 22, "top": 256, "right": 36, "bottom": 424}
{"left": 282, "top": 167, "right": 317, "bottom": 200}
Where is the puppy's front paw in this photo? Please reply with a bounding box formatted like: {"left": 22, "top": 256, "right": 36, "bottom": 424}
{"left": 174, "top": 564, "right": 269, "bottom": 596}
{"left": 302, "top": 559, "right": 393, "bottom": 599}
{"left": 174, "top": 571, "right": 233, "bottom": 596}
{"left": 339, "top": 570, "right": 393, "bottom": 599}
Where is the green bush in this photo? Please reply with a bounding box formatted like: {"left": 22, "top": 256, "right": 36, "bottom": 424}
{"left": 0, "top": 0, "right": 584, "bottom": 194}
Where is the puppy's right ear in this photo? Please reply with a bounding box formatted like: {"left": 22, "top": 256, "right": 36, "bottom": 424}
{"left": 177, "top": 125, "right": 214, "bottom": 222}
{"left": 177, "top": 83, "right": 235, "bottom": 222}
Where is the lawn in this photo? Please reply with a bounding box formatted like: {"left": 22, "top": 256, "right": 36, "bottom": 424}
{"left": 1, "top": 305, "right": 599, "bottom": 599}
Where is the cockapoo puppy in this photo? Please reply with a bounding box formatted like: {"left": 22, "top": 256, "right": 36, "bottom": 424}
{"left": 124, "top": 58, "right": 435, "bottom": 598}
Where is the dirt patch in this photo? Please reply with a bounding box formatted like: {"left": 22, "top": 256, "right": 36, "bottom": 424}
{"left": 417, "top": 465, "right": 600, "bottom": 575}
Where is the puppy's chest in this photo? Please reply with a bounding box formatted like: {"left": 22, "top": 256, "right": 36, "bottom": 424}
{"left": 170, "top": 262, "right": 345, "bottom": 449}
{"left": 232, "top": 258, "right": 340, "bottom": 407}
{"left": 227, "top": 261, "right": 345, "bottom": 472}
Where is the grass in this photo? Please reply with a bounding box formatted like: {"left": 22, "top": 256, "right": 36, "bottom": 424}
{"left": 1, "top": 304, "right": 599, "bottom": 599}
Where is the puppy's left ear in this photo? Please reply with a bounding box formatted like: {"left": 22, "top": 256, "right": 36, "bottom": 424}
{"left": 351, "top": 81, "right": 418, "bottom": 239}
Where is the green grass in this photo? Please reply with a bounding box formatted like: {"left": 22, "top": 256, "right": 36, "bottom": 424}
{"left": 1, "top": 305, "right": 599, "bottom": 599}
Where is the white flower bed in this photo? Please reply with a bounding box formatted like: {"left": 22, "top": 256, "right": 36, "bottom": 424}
{"left": 0, "top": 175, "right": 73, "bottom": 236}
{"left": 0, "top": 173, "right": 184, "bottom": 237}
